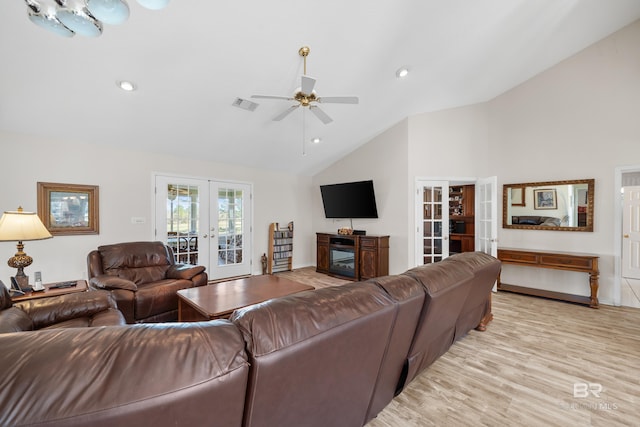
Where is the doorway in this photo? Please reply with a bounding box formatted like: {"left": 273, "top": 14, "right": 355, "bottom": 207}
{"left": 616, "top": 166, "right": 640, "bottom": 307}
{"left": 154, "top": 175, "right": 253, "bottom": 281}
{"left": 414, "top": 176, "right": 497, "bottom": 267}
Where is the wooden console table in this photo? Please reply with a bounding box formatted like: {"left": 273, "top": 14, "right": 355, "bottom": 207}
{"left": 497, "top": 248, "right": 599, "bottom": 308}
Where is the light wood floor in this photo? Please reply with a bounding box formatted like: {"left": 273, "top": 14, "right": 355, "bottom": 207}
{"left": 278, "top": 268, "right": 640, "bottom": 427}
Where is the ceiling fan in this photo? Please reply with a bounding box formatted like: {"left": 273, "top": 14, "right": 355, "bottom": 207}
{"left": 251, "top": 46, "right": 359, "bottom": 125}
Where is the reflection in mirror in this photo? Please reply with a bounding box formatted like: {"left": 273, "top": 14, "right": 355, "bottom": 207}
{"left": 503, "top": 179, "right": 594, "bottom": 231}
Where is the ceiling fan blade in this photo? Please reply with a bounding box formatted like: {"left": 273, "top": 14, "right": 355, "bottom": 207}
{"left": 273, "top": 104, "right": 300, "bottom": 121}
{"left": 251, "top": 95, "right": 293, "bottom": 101}
{"left": 301, "top": 75, "right": 316, "bottom": 95}
{"left": 317, "top": 96, "right": 359, "bottom": 104}
{"left": 309, "top": 105, "right": 333, "bottom": 124}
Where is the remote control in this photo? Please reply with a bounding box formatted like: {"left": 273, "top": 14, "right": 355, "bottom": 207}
{"left": 49, "top": 281, "right": 77, "bottom": 289}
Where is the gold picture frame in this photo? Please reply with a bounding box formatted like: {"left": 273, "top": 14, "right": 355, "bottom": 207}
{"left": 37, "top": 182, "right": 99, "bottom": 235}
{"left": 533, "top": 189, "right": 557, "bottom": 210}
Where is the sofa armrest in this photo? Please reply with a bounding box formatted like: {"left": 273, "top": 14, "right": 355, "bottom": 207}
{"left": 0, "top": 307, "right": 34, "bottom": 333}
{"left": 90, "top": 275, "right": 137, "bottom": 291}
{"left": 167, "top": 264, "right": 206, "bottom": 280}
{"left": 14, "top": 291, "right": 120, "bottom": 330}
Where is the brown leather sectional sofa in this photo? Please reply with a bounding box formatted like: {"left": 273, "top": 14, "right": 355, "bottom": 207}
{"left": 0, "top": 251, "right": 500, "bottom": 427}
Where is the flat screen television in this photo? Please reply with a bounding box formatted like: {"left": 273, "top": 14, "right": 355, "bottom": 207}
{"left": 320, "top": 180, "right": 379, "bottom": 219}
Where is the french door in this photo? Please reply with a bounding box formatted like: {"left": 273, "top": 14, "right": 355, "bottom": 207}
{"left": 210, "top": 181, "right": 252, "bottom": 279}
{"left": 475, "top": 176, "right": 498, "bottom": 257}
{"left": 416, "top": 180, "right": 449, "bottom": 265}
{"left": 155, "top": 175, "right": 252, "bottom": 280}
{"left": 415, "top": 177, "right": 497, "bottom": 267}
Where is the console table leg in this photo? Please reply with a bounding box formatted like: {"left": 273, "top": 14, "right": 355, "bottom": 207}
{"left": 589, "top": 272, "right": 599, "bottom": 309}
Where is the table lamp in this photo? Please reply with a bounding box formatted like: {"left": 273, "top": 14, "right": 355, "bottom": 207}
{"left": 0, "top": 207, "right": 53, "bottom": 291}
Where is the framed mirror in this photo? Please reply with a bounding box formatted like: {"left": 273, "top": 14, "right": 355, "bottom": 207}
{"left": 503, "top": 179, "right": 594, "bottom": 231}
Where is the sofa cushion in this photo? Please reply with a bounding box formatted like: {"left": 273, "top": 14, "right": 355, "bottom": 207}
{"left": 365, "top": 274, "right": 425, "bottom": 422}
{"left": 0, "top": 321, "right": 249, "bottom": 427}
{"left": 445, "top": 252, "right": 501, "bottom": 339}
{"left": 98, "top": 241, "right": 172, "bottom": 284}
{"left": 15, "top": 291, "right": 119, "bottom": 330}
{"left": 231, "top": 282, "right": 397, "bottom": 427}
{"left": 401, "top": 260, "right": 475, "bottom": 388}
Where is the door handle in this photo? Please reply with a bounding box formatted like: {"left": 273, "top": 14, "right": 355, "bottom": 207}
{"left": 624, "top": 234, "right": 630, "bottom": 238}
{"left": 203, "top": 234, "right": 208, "bottom": 238}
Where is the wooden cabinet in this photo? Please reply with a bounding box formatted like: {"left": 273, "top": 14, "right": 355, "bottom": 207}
{"left": 359, "top": 236, "right": 390, "bottom": 281}
{"left": 449, "top": 184, "right": 475, "bottom": 254}
{"left": 316, "top": 233, "right": 389, "bottom": 281}
{"left": 267, "top": 222, "right": 293, "bottom": 274}
{"left": 316, "top": 233, "right": 330, "bottom": 273}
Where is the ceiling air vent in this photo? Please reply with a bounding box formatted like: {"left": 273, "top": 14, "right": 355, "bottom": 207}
{"left": 232, "top": 98, "right": 258, "bottom": 112}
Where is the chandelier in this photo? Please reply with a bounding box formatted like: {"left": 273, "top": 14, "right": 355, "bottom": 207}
{"left": 24, "top": 0, "right": 169, "bottom": 38}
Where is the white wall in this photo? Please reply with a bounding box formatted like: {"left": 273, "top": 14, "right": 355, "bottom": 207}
{"left": 311, "top": 19, "right": 640, "bottom": 306}
{"left": 489, "top": 19, "right": 640, "bottom": 306}
{"left": 406, "top": 104, "right": 490, "bottom": 269}
{"left": 0, "top": 131, "right": 313, "bottom": 284}
{"left": 311, "top": 119, "right": 409, "bottom": 275}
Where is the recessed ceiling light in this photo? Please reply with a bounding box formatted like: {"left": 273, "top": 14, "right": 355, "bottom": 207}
{"left": 311, "top": 137, "right": 321, "bottom": 144}
{"left": 117, "top": 80, "right": 136, "bottom": 91}
{"left": 396, "top": 67, "right": 409, "bottom": 78}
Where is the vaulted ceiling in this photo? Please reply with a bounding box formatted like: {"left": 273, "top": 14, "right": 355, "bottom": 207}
{"left": 2, "top": 1, "right": 640, "bottom": 175}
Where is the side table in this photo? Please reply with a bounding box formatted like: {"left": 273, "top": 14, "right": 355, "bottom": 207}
{"left": 10, "top": 280, "right": 88, "bottom": 303}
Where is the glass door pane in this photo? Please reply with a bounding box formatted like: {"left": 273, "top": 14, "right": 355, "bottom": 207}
{"left": 210, "top": 181, "right": 252, "bottom": 279}
{"left": 167, "top": 184, "right": 200, "bottom": 264}
{"left": 416, "top": 181, "right": 448, "bottom": 265}
{"left": 155, "top": 176, "right": 209, "bottom": 271}
{"left": 217, "top": 187, "right": 244, "bottom": 266}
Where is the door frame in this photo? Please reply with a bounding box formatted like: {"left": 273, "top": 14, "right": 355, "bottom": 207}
{"left": 614, "top": 165, "right": 640, "bottom": 306}
{"left": 414, "top": 176, "right": 480, "bottom": 267}
{"left": 415, "top": 179, "right": 450, "bottom": 266}
{"left": 152, "top": 172, "right": 254, "bottom": 280}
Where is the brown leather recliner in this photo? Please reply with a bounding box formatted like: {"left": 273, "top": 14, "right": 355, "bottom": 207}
{"left": 0, "top": 285, "right": 125, "bottom": 334}
{"left": 87, "top": 241, "right": 208, "bottom": 324}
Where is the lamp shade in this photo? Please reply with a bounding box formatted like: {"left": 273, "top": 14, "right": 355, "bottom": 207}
{"left": 0, "top": 208, "right": 52, "bottom": 242}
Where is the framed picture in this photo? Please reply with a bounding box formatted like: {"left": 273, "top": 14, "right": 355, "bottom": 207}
{"left": 510, "top": 187, "right": 525, "bottom": 206}
{"left": 533, "top": 189, "right": 557, "bottom": 210}
{"left": 37, "top": 182, "right": 99, "bottom": 235}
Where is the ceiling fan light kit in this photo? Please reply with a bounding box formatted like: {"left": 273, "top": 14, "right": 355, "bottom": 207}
{"left": 86, "top": 0, "right": 130, "bottom": 26}
{"left": 23, "top": 0, "right": 169, "bottom": 37}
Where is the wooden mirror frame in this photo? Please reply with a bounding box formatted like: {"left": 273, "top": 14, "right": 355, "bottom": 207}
{"left": 502, "top": 179, "right": 594, "bottom": 232}
{"left": 37, "top": 182, "right": 99, "bottom": 236}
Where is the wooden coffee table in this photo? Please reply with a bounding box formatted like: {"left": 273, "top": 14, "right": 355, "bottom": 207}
{"left": 177, "top": 275, "right": 314, "bottom": 321}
